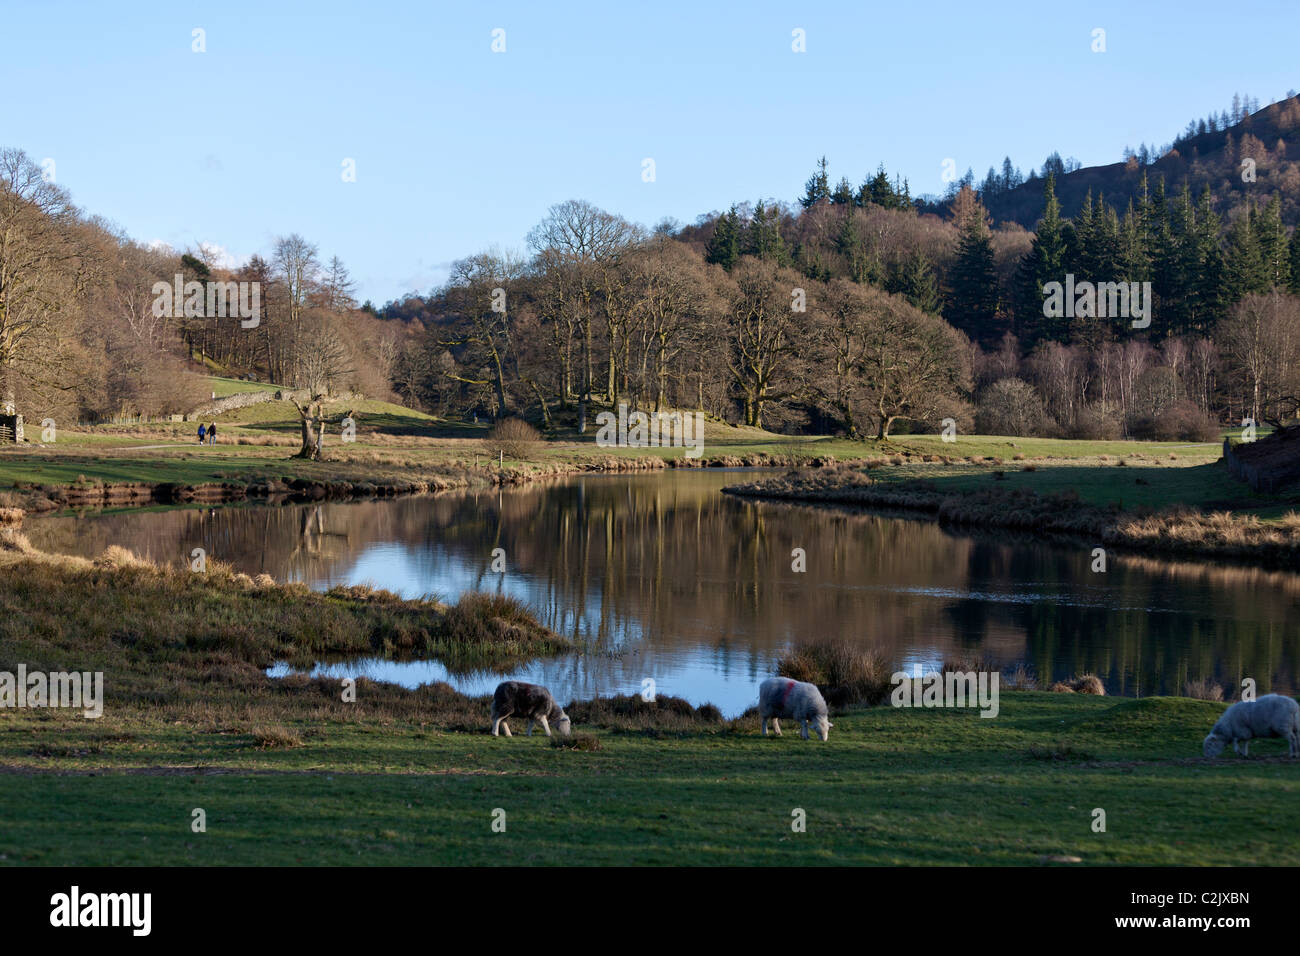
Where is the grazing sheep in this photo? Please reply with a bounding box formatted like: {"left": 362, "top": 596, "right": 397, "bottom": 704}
{"left": 490, "top": 681, "right": 571, "bottom": 738}
{"left": 1203, "top": 694, "right": 1300, "bottom": 758}
{"left": 759, "top": 677, "right": 833, "bottom": 741}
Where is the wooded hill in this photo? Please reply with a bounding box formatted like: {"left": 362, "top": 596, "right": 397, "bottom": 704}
{"left": 966, "top": 93, "right": 1300, "bottom": 230}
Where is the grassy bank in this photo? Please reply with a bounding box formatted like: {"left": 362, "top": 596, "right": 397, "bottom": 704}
{"left": 723, "top": 462, "right": 1300, "bottom": 564}
{"left": 0, "top": 533, "right": 569, "bottom": 688}
{"left": 1, "top": 691, "right": 1295, "bottom": 865}
{"left": 0, "top": 392, "right": 1232, "bottom": 497}
{"left": 3, "top": 394, "right": 1297, "bottom": 569}
{"left": 0, "top": 539, "right": 1295, "bottom": 865}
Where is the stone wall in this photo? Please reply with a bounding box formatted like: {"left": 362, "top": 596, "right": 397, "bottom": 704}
{"left": 186, "top": 389, "right": 310, "bottom": 421}
{"left": 0, "top": 413, "right": 23, "bottom": 443}
{"left": 1223, "top": 430, "right": 1300, "bottom": 493}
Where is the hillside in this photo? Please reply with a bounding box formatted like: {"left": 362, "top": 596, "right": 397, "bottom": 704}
{"left": 980, "top": 95, "right": 1300, "bottom": 229}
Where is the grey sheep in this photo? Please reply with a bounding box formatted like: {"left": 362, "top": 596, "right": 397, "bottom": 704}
{"left": 490, "top": 681, "right": 571, "bottom": 737}
{"left": 759, "top": 677, "right": 833, "bottom": 741}
{"left": 1203, "top": 693, "right": 1300, "bottom": 757}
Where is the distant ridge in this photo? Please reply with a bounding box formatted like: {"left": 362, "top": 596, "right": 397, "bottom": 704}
{"left": 970, "top": 95, "right": 1300, "bottom": 229}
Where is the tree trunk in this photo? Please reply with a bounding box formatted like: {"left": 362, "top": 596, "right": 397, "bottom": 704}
{"left": 294, "top": 400, "right": 323, "bottom": 460}
{"left": 291, "top": 401, "right": 352, "bottom": 461}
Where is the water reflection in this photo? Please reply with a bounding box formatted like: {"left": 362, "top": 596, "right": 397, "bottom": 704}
{"left": 25, "top": 471, "right": 1300, "bottom": 714}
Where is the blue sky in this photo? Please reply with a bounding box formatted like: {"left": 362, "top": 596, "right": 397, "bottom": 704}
{"left": 4, "top": 0, "right": 1297, "bottom": 304}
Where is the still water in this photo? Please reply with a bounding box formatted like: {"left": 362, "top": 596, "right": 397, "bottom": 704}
{"left": 24, "top": 470, "right": 1300, "bottom": 715}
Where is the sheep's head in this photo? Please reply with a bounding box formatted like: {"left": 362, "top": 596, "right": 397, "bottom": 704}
{"left": 814, "top": 715, "right": 832, "bottom": 741}
{"left": 1203, "top": 733, "right": 1225, "bottom": 757}
{"left": 556, "top": 712, "right": 572, "bottom": 737}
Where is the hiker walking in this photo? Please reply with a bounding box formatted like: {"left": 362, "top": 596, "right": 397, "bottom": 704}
{"left": 208, "top": 422, "right": 217, "bottom": 445}
{"left": 197, "top": 423, "right": 206, "bottom": 445}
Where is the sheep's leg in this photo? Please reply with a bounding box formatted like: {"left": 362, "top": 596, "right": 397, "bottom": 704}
{"left": 771, "top": 718, "right": 782, "bottom": 736}
{"left": 500, "top": 720, "right": 512, "bottom": 737}
{"left": 800, "top": 720, "right": 810, "bottom": 740}
{"left": 1241, "top": 740, "right": 1249, "bottom": 756}
{"left": 761, "top": 718, "right": 768, "bottom": 736}
{"left": 526, "top": 718, "right": 535, "bottom": 737}
{"left": 539, "top": 715, "right": 551, "bottom": 737}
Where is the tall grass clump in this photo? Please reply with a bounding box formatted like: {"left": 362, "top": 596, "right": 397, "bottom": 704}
{"left": 1183, "top": 677, "right": 1224, "bottom": 701}
{"left": 1049, "top": 674, "right": 1106, "bottom": 695}
{"left": 778, "top": 640, "right": 892, "bottom": 707}
{"left": 435, "top": 592, "right": 570, "bottom": 669}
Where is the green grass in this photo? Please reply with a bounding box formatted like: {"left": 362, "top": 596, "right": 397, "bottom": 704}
{"left": 5, "top": 407, "right": 1296, "bottom": 529}
{"left": 0, "top": 693, "right": 1295, "bottom": 865}
{"left": 883, "top": 433, "right": 1222, "bottom": 462}
{"left": 865, "top": 458, "right": 1285, "bottom": 515}
{"left": 0, "top": 518, "right": 1295, "bottom": 866}
{"left": 204, "top": 375, "right": 284, "bottom": 398}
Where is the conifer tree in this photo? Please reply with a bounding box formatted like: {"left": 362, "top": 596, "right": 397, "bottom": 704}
{"left": 1015, "top": 175, "right": 1068, "bottom": 342}
{"left": 1224, "top": 204, "right": 1269, "bottom": 299}
{"left": 887, "top": 250, "right": 941, "bottom": 314}
{"left": 801, "top": 157, "right": 830, "bottom": 209}
{"left": 705, "top": 205, "right": 741, "bottom": 270}
{"left": 1118, "top": 200, "right": 1149, "bottom": 283}
{"left": 1191, "top": 187, "right": 1226, "bottom": 331}
{"left": 946, "top": 186, "right": 999, "bottom": 343}
{"left": 830, "top": 177, "right": 855, "bottom": 206}
{"left": 1256, "top": 194, "right": 1291, "bottom": 290}
{"left": 746, "top": 201, "right": 787, "bottom": 265}
{"left": 1290, "top": 227, "right": 1300, "bottom": 295}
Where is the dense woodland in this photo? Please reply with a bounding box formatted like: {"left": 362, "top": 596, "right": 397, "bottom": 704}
{"left": 2, "top": 92, "right": 1299, "bottom": 438}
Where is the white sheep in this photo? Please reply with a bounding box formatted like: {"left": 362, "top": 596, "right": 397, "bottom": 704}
{"left": 1203, "top": 693, "right": 1300, "bottom": 757}
{"left": 490, "top": 681, "right": 571, "bottom": 737}
{"left": 759, "top": 677, "right": 833, "bottom": 741}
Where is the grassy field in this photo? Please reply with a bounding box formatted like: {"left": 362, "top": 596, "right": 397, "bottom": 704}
{"left": 0, "top": 393, "right": 1241, "bottom": 499}
{"left": 0, "top": 541, "right": 1294, "bottom": 866}
{"left": 1, "top": 692, "right": 1295, "bottom": 865}
{"left": 3, "top": 391, "right": 1297, "bottom": 570}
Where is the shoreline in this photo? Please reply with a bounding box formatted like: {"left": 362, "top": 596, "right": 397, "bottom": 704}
{"left": 723, "top": 471, "right": 1300, "bottom": 567}
{"left": 4, "top": 449, "right": 847, "bottom": 514}
{"left": 0, "top": 534, "right": 1293, "bottom": 866}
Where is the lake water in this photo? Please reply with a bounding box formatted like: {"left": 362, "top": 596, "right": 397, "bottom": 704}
{"left": 24, "top": 470, "right": 1300, "bottom": 715}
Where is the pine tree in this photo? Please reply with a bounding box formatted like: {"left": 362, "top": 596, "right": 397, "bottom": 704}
{"left": 705, "top": 205, "right": 741, "bottom": 270}
{"left": 887, "top": 250, "right": 941, "bottom": 314}
{"left": 830, "top": 176, "right": 855, "bottom": 206}
{"left": 1092, "top": 197, "right": 1122, "bottom": 281}
{"left": 1118, "top": 201, "right": 1149, "bottom": 283}
{"left": 1191, "top": 187, "right": 1226, "bottom": 332}
{"left": 894, "top": 176, "right": 912, "bottom": 209}
{"left": 946, "top": 186, "right": 1000, "bottom": 344}
{"left": 835, "top": 209, "right": 868, "bottom": 281}
{"left": 1015, "top": 174, "right": 1068, "bottom": 342}
{"left": 1160, "top": 187, "right": 1201, "bottom": 335}
{"left": 980, "top": 167, "right": 1000, "bottom": 201}
{"left": 1000, "top": 157, "right": 1020, "bottom": 192}
{"left": 746, "top": 201, "right": 787, "bottom": 264}
{"left": 1072, "top": 192, "right": 1096, "bottom": 280}
{"left": 1290, "top": 226, "right": 1300, "bottom": 295}
{"left": 860, "top": 167, "right": 895, "bottom": 208}
{"left": 1256, "top": 194, "right": 1291, "bottom": 290}
{"left": 1224, "top": 203, "right": 1269, "bottom": 299}
{"left": 800, "top": 157, "right": 830, "bottom": 209}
